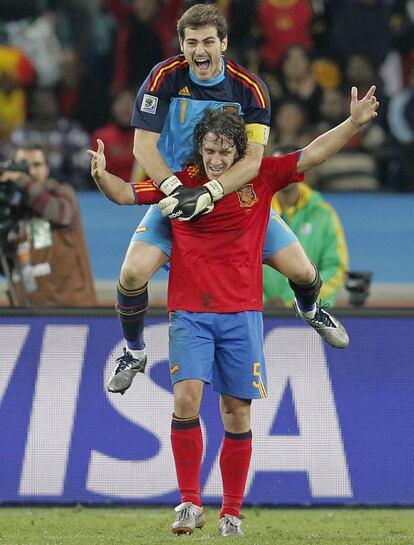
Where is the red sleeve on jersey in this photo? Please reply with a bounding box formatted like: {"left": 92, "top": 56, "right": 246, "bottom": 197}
{"left": 259, "top": 152, "right": 304, "bottom": 193}
{"left": 131, "top": 168, "right": 200, "bottom": 204}
{"left": 131, "top": 180, "right": 163, "bottom": 205}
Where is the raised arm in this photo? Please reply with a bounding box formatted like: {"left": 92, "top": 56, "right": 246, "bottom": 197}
{"left": 88, "top": 139, "right": 135, "bottom": 205}
{"left": 297, "top": 86, "right": 379, "bottom": 173}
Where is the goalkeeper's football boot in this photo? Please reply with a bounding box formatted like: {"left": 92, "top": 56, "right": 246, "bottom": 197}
{"left": 293, "top": 300, "right": 349, "bottom": 349}
{"left": 171, "top": 502, "right": 205, "bottom": 535}
{"left": 219, "top": 514, "right": 243, "bottom": 537}
{"left": 107, "top": 348, "right": 147, "bottom": 395}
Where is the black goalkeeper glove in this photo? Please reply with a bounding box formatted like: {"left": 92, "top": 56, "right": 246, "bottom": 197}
{"left": 157, "top": 180, "right": 224, "bottom": 221}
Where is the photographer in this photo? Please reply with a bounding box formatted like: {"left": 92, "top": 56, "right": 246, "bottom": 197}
{"left": 0, "top": 143, "right": 96, "bottom": 306}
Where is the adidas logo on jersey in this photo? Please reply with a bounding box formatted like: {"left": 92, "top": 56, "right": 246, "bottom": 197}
{"left": 178, "top": 86, "right": 191, "bottom": 97}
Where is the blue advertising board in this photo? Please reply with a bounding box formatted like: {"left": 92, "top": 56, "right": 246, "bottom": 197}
{"left": 0, "top": 313, "right": 413, "bottom": 505}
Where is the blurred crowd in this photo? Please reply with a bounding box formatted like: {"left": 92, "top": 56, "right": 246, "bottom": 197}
{"left": 1, "top": 0, "right": 414, "bottom": 192}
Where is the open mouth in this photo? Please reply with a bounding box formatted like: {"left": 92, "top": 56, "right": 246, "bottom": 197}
{"left": 194, "top": 58, "right": 210, "bottom": 71}
{"left": 208, "top": 166, "right": 223, "bottom": 177}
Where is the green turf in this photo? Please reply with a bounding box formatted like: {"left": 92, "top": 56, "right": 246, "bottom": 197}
{"left": 0, "top": 506, "right": 413, "bottom": 545}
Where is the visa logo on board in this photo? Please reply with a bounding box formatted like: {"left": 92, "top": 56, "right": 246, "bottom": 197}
{"left": 0, "top": 323, "right": 352, "bottom": 501}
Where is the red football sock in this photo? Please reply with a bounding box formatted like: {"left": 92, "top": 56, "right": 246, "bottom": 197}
{"left": 219, "top": 430, "right": 252, "bottom": 519}
{"left": 171, "top": 414, "right": 203, "bottom": 507}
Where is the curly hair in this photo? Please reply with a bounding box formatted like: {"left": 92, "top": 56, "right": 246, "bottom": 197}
{"left": 188, "top": 109, "right": 248, "bottom": 174}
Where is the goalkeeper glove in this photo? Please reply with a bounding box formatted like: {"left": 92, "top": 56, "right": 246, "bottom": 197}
{"left": 158, "top": 175, "right": 183, "bottom": 196}
{"left": 157, "top": 180, "right": 223, "bottom": 221}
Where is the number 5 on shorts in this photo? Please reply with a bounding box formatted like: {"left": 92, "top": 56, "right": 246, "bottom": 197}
{"left": 252, "top": 362, "right": 267, "bottom": 398}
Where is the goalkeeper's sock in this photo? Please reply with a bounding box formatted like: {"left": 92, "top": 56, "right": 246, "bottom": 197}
{"left": 219, "top": 430, "right": 252, "bottom": 519}
{"left": 289, "top": 263, "right": 322, "bottom": 316}
{"left": 126, "top": 347, "right": 146, "bottom": 360}
{"left": 171, "top": 414, "right": 203, "bottom": 507}
{"left": 116, "top": 282, "right": 148, "bottom": 350}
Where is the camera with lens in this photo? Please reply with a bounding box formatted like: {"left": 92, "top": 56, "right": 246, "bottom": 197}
{"left": 0, "top": 160, "right": 29, "bottom": 177}
{"left": 345, "top": 271, "right": 372, "bottom": 307}
{"left": 0, "top": 160, "right": 29, "bottom": 246}
{"left": 0, "top": 159, "right": 41, "bottom": 307}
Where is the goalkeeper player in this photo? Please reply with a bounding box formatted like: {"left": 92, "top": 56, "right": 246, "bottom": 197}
{"left": 104, "top": 3, "right": 352, "bottom": 396}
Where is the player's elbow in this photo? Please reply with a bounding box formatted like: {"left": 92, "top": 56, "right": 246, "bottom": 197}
{"left": 115, "top": 191, "right": 134, "bottom": 206}
{"left": 100, "top": 189, "right": 132, "bottom": 206}
{"left": 298, "top": 146, "right": 325, "bottom": 172}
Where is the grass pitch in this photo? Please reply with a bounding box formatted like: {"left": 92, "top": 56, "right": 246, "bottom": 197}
{"left": 0, "top": 506, "right": 413, "bottom": 545}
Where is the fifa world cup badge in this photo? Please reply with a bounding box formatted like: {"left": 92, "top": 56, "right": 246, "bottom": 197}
{"left": 141, "top": 94, "right": 159, "bottom": 114}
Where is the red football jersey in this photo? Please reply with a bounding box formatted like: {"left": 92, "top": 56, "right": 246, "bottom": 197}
{"left": 132, "top": 152, "right": 303, "bottom": 312}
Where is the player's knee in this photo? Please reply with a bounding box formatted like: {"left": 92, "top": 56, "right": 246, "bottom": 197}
{"left": 222, "top": 403, "right": 251, "bottom": 433}
{"left": 120, "top": 257, "right": 149, "bottom": 288}
{"left": 174, "top": 388, "right": 200, "bottom": 417}
{"left": 121, "top": 243, "right": 167, "bottom": 288}
{"left": 289, "top": 260, "right": 316, "bottom": 285}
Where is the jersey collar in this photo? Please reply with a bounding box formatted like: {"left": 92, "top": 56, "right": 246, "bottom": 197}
{"left": 189, "top": 56, "right": 226, "bottom": 86}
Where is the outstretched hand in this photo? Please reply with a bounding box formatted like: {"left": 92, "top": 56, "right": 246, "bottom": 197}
{"left": 87, "top": 139, "right": 106, "bottom": 180}
{"left": 350, "top": 85, "right": 379, "bottom": 128}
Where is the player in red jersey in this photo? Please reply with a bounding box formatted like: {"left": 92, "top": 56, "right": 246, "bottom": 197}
{"left": 89, "top": 86, "right": 378, "bottom": 536}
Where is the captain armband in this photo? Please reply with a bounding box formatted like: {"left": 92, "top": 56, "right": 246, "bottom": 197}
{"left": 245, "top": 123, "right": 270, "bottom": 146}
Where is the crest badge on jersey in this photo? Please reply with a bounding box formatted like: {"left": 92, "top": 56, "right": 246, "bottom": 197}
{"left": 141, "top": 94, "right": 158, "bottom": 114}
{"left": 237, "top": 184, "right": 258, "bottom": 207}
{"left": 222, "top": 105, "right": 240, "bottom": 114}
{"left": 187, "top": 165, "right": 200, "bottom": 178}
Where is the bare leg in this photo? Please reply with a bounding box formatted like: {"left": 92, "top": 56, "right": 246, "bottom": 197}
{"left": 173, "top": 379, "right": 204, "bottom": 418}
{"left": 264, "top": 241, "right": 315, "bottom": 285}
{"left": 120, "top": 240, "right": 169, "bottom": 288}
{"left": 220, "top": 395, "right": 251, "bottom": 434}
